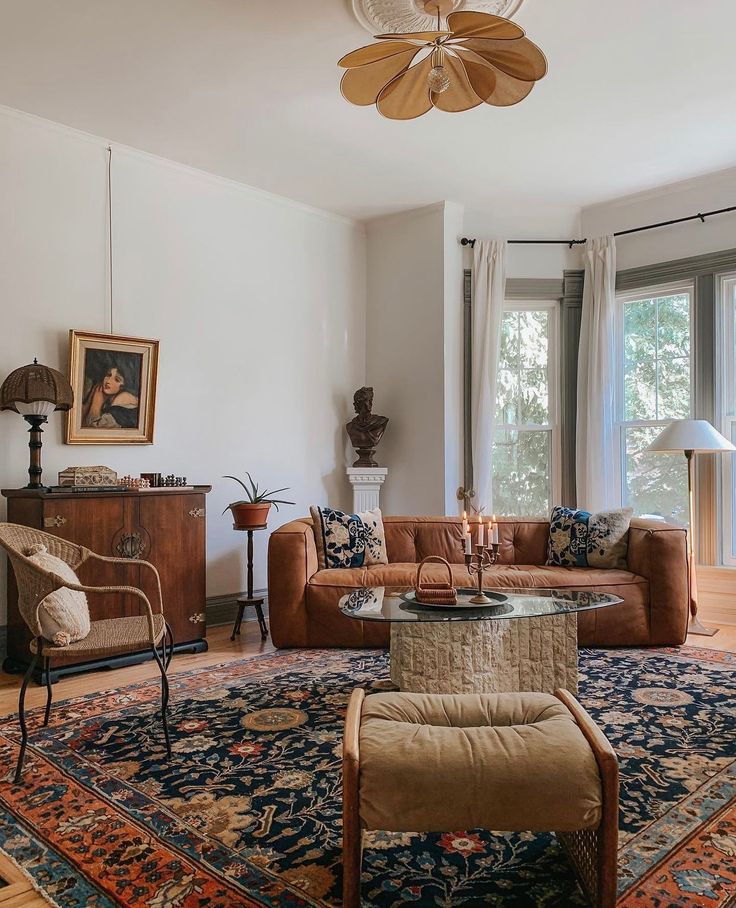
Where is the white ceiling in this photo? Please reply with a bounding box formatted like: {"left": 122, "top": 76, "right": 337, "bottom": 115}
{"left": 1, "top": 0, "right": 735, "bottom": 220}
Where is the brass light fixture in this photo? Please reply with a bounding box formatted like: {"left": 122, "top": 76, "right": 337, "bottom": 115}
{"left": 0, "top": 359, "right": 74, "bottom": 489}
{"left": 338, "top": 2, "right": 547, "bottom": 120}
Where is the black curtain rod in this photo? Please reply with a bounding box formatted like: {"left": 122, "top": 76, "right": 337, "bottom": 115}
{"left": 460, "top": 203, "right": 736, "bottom": 249}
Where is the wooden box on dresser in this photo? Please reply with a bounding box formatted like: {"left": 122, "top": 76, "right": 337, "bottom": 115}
{"left": 2, "top": 485, "right": 211, "bottom": 682}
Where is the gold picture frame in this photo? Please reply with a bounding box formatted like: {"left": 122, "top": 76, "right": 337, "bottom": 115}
{"left": 66, "top": 331, "right": 159, "bottom": 445}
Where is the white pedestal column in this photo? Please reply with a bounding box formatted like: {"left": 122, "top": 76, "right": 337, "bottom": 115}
{"left": 347, "top": 467, "right": 388, "bottom": 512}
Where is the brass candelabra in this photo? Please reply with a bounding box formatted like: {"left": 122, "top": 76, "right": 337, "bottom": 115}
{"left": 463, "top": 543, "right": 500, "bottom": 604}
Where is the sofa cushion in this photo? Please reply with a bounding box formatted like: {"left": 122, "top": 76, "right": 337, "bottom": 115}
{"left": 382, "top": 516, "right": 550, "bottom": 566}
{"left": 309, "top": 506, "right": 387, "bottom": 569}
{"left": 308, "top": 562, "right": 646, "bottom": 591}
{"left": 547, "top": 506, "right": 633, "bottom": 569}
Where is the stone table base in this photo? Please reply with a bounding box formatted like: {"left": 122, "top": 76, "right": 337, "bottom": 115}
{"left": 389, "top": 615, "right": 578, "bottom": 695}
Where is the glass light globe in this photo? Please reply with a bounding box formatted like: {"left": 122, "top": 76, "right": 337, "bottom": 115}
{"left": 428, "top": 65, "right": 450, "bottom": 94}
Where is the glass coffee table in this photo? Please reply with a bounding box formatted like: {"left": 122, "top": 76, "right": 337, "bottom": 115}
{"left": 339, "top": 586, "right": 623, "bottom": 695}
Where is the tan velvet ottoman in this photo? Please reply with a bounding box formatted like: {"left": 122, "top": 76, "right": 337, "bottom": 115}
{"left": 342, "top": 688, "right": 619, "bottom": 908}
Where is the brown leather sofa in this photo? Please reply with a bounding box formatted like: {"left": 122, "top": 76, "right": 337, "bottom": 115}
{"left": 268, "top": 515, "right": 689, "bottom": 649}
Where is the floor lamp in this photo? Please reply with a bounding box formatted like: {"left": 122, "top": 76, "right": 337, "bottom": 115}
{"left": 647, "top": 419, "right": 736, "bottom": 637}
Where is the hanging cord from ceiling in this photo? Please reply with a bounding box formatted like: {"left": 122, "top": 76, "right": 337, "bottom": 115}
{"left": 460, "top": 203, "right": 736, "bottom": 249}
{"left": 107, "top": 145, "right": 115, "bottom": 334}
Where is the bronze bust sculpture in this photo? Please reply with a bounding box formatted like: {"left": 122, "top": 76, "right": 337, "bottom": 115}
{"left": 346, "top": 387, "right": 389, "bottom": 467}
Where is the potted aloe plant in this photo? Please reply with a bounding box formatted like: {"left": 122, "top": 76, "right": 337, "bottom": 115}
{"left": 223, "top": 473, "right": 294, "bottom": 529}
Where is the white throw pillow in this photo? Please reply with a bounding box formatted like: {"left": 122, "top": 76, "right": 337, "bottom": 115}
{"left": 25, "top": 544, "right": 91, "bottom": 646}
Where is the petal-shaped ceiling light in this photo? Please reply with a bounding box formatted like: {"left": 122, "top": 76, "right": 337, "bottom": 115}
{"left": 338, "top": 7, "right": 547, "bottom": 120}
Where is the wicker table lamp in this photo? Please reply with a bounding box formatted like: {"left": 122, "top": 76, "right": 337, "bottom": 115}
{"left": 0, "top": 359, "right": 74, "bottom": 489}
{"left": 647, "top": 419, "right": 736, "bottom": 636}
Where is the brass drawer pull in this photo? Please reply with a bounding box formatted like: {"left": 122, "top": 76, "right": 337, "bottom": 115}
{"left": 188, "top": 508, "right": 206, "bottom": 519}
{"left": 189, "top": 612, "right": 206, "bottom": 624}
{"left": 44, "top": 516, "right": 67, "bottom": 528}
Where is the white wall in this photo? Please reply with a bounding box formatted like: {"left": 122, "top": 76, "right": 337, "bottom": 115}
{"left": 582, "top": 166, "right": 736, "bottom": 271}
{"left": 0, "top": 106, "right": 367, "bottom": 618}
{"left": 462, "top": 204, "right": 583, "bottom": 278}
{"left": 365, "top": 204, "right": 448, "bottom": 515}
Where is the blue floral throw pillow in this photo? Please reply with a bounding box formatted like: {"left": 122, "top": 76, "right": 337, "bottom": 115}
{"left": 547, "top": 505, "right": 633, "bottom": 570}
{"left": 310, "top": 506, "right": 388, "bottom": 570}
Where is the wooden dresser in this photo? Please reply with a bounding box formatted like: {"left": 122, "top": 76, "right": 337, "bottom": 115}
{"left": 2, "top": 486, "right": 210, "bottom": 681}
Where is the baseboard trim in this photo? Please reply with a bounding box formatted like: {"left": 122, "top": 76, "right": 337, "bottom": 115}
{"left": 206, "top": 591, "right": 269, "bottom": 628}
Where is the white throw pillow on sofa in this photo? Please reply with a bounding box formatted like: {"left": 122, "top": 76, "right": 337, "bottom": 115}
{"left": 25, "top": 544, "right": 91, "bottom": 646}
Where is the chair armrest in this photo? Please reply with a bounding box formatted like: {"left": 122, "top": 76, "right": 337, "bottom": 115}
{"left": 86, "top": 552, "right": 164, "bottom": 615}
{"left": 627, "top": 520, "right": 689, "bottom": 644}
{"left": 555, "top": 689, "right": 619, "bottom": 907}
{"left": 40, "top": 577, "right": 158, "bottom": 642}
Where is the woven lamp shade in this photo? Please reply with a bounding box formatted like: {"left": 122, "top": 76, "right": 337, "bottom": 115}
{"left": 0, "top": 361, "right": 74, "bottom": 414}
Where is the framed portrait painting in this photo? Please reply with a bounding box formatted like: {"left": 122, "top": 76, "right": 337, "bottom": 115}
{"left": 66, "top": 331, "right": 159, "bottom": 444}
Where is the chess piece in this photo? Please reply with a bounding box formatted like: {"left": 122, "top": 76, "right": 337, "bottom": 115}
{"left": 346, "top": 387, "right": 389, "bottom": 468}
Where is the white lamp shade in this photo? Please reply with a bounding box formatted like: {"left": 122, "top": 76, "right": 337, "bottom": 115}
{"left": 646, "top": 419, "right": 736, "bottom": 454}
{"left": 15, "top": 399, "right": 56, "bottom": 417}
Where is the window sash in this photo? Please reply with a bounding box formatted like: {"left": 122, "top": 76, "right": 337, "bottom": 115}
{"left": 615, "top": 281, "right": 694, "bottom": 517}
{"left": 492, "top": 299, "right": 561, "bottom": 516}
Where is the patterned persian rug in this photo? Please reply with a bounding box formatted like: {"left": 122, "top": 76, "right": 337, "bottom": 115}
{"left": 0, "top": 646, "right": 733, "bottom": 907}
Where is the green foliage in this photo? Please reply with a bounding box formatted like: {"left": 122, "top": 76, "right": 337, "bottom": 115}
{"left": 493, "top": 309, "right": 551, "bottom": 517}
{"left": 490, "top": 295, "right": 692, "bottom": 523}
{"left": 622, "top": 294, "right": 691, "bottom": 523}
{"left": 222, "top": 473, "right": 295, "bottom": 513}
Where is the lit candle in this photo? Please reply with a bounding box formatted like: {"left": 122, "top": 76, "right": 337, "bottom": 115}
{"left": 462, "top": 510, "right": 469, "bottom": 536}
{"left": 477, "top": 514, "right": 484, "bottom": 546}
{"left": 492, "top": 514, "right": 499, "bottom": 544}
{"left": 464, "top": 533, "right": 472, "bottom": 555}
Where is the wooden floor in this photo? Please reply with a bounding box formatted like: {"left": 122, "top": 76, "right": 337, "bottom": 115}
{"left": 0, "top": 618, "right": 731, "bottom": 903}
{"left": 0, "top": 622, "right": 275, "bottom": 719}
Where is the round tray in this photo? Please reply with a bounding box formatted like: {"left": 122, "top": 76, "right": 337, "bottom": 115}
{"left": 401, "top": 588, "right": 509, "bottom": 609}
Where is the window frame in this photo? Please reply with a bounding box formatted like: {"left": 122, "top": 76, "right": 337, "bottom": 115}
{"left": 614, "top": 279, "right": 695, "bottom": 517}
{"left": 492, "top": 298, "right": 561, "bottom": 517}
{"left": 719, "top": 273, "right": 736, "bottom": 566}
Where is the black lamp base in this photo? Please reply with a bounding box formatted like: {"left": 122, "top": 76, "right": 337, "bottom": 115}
{"left": 23, "top": 414, "right": 47, "bottom": 489}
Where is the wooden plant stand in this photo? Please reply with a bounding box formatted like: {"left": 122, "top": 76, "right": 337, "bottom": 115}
{"left": 231, "top": 525, "right": 269, "bottom": 641}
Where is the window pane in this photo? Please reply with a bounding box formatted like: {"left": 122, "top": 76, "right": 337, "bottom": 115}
{"left": 624, "top": 298, "right": 656, "bottom": 361}
{"left": 623, "top": 291, "right": 691, "bottom": 424}
{"left": 495, "top": 369, "right": 519, "bottom": 424}
{"left": 520, "top": 368, "right": 549, "bottom": 424}
{"left": 519, "top": 310, "right": 548, "bottom": 368}
{"left": 658, "top": 357, "right": 691, "bottom": 420}
{"left": 624, "top": 359, "right": 657, "bottom": 421}
{"left": 657, "top": 294, "right": 690, "bottom": 358}
{"left": 492, "top": 429, "right": 551, "bottom": 517}
{"left": 624, "top": 426, "right": 688, "bottom": 524}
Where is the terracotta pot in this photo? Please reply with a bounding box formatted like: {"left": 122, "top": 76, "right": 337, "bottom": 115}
{"left": 229, "top": 501, "right": 271, "bottom": 529}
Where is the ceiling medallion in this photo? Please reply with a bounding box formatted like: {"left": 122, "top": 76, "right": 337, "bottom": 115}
{"left": 338, "top": 5, "right": 547, "bottom": 120}
{"left": 351, "top": 0, "right": 525, "bottom": 35}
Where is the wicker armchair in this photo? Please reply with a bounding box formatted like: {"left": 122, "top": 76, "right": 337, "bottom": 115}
{"left": 0, "top": 523, "right": 173, "bottom": 783}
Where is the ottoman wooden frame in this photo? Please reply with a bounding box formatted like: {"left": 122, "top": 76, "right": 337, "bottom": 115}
{"left": 342, "top": 687, "right": 619, "bottom": 908}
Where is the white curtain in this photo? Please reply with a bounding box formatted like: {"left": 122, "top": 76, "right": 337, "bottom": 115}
{"left": 471, "top": 239, "right": 507, "bottom": 514}
{"left": 576, "top": 235, "right": 617, "bottom": 511}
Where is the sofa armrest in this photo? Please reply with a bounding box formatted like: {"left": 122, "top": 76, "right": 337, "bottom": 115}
{"left": 627, "top": 519, "right": 689, "bottom": 644}
{"left": 267, "top": 518, "right": 318, "bottom": 648}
